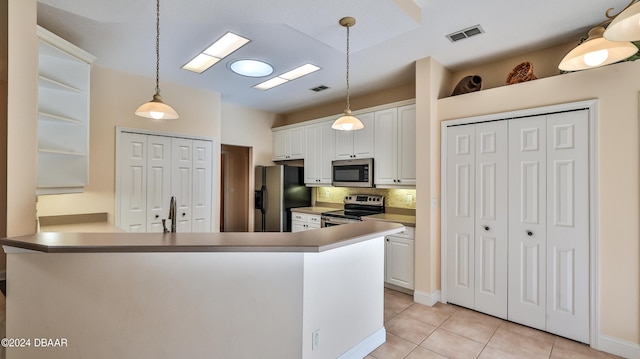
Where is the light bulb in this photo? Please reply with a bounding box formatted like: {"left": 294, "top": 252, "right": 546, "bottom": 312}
{"left": 583, "top": 49, "right": 609, "bottom": 67}
{"left": 150, "top": 111, "right": 164, "bottom": 120}
{"left": 341, "top": 123, "right": 353, "bottom": 131}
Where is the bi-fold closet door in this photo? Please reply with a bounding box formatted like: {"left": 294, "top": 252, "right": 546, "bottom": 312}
{"left": 118, "top": 132, "right": 213, "bottom": 233}
{"left": 445, "top": 109, "right": 589, "bottom": 344}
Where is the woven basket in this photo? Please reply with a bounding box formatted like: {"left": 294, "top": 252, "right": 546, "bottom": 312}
{"left": 506, "top": 62, "right": 537, "bottom": 84}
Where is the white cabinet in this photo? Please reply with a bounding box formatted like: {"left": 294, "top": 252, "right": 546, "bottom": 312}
{"left": 334, "top": 112, "right": 375, "bottom": 159}
{"left": 117, "top": 131, "right": 214, "bottom": 233}
{"left": 443, "top": 109, "right": 590, "bottom": 343}
{"left": 385, "top": 226, "right": 415, "bottom": 290}
{"left": 291, "top": 212, "right": 321, "bottom": 232}
{"left": 304, "top": 121, "right": 334, "bottom": 186}
{"left": 374, "top": 105, "right": 416, "bottom": 186}
{"left": 273, "top": 127, "right": 304, "bottom": 161}
{"left": 37, "top": 26, "right": 96, "bottom": 195}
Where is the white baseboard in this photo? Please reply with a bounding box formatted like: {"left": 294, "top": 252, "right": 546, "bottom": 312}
{"left": 413, "top": 290, "right": 441, "bottom": 307}
{"left": 338, "top": 327, "right": 386, "bottom": 359}
{"left": 597, "top": 334, "right": 640, "bottom": 359}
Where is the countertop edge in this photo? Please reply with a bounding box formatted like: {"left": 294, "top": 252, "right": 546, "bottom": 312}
{"left": 1, "top": 221, "right": 405, "bottom": 254}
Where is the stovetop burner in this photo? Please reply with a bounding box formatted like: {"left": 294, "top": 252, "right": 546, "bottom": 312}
{"left": 321, "top": 194, "right": 385, "bottom": 220}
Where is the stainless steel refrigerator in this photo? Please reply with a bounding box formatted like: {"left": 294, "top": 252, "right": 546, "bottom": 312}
{"left": 254, "top": 165, "right": 311, "bottom": 232}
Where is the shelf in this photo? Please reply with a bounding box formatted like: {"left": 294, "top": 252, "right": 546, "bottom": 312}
{"left": 39, "top": 148, "right": 86, "bottom": 156}
{"left": 39, "top": 112, "right": 83, "bottom": 125}
{"left": 39, "top": 75, "right": 83, "bottom": 93}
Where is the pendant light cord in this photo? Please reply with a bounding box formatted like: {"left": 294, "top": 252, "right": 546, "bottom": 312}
{"left": 345, "top": 24, "right": 351, "bottom": 112}
{"left": 155, "top": 0, "right": 161, "bottom": 95}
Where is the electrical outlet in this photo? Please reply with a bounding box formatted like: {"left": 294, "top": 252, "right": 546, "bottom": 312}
{"left": 406, "top": 194, "right": 413, "bottom": 203}
{"left": 312, "top": 329, "right": 320, "bottom": 350}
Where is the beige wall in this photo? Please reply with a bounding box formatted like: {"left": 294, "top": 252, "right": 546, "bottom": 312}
{"left": 418, "top": 55, "right": 640, "bottom": 346}
{"left": 7, "top": 0, "right": 38, "bottom": 243}
{"left": 276, "top": 82, "right": 416, "bottom": 127}
{"left": 0, "top": 0, "right": 7, "bottom": 242}
{"left": 37, "top": 65, "right": 222, "bottom": 230}
{"left": 221, "top": 102, "right": 278, "bottom": 231}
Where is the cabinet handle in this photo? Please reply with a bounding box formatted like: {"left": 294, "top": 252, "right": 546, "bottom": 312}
{"left": 484, "top": 226, "right": 489, "bottom": 231}
{"left": 397, "top": 179, "right": 401, "bottom": 183}
{"left": 527, "top": 231, "right": 533, "bottom": 236}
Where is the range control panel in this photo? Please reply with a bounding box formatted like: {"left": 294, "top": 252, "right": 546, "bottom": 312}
{"left": 344, "top": 194, "right": 384, "bottom": 207}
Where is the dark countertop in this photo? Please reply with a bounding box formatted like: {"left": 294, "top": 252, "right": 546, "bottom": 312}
{"left": 1, "top": 221, "right": 404, "bottom": 254}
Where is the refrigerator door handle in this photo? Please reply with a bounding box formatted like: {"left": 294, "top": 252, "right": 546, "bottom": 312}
{"left": 254, "top": 187, "right": 266, "bottom": 213}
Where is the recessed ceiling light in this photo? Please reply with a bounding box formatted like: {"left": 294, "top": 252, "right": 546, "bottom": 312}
{"left": 229, "top": 59, "right": 274, "bottom": 77}
{"left": 253, "top": 77, "right": 289, "bottom": 91}
{"left": 280, "top": 64, "right": 321, "bottom": 80}
{"left": 253, "top": 63, "right": 322, "bottom": 91}
{"left": 182, "top": 32, "right": 250, "bottom": 73}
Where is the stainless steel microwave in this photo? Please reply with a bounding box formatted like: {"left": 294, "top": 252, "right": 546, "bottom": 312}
{"left": 332, "top": 158, "right": 373, "bottom": 188}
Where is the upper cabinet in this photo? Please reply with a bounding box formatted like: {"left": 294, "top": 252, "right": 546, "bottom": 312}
{"left": 273, "top": 127, "right": 305, "bottom": 161}
{"left": 334, "top": 112, "right": 375, "bottom": 159}
{"left": 37, "top": 26, "right": 96, "bottom": 195}
{"left": 374, "top": 104, "right": 416, "bottom": 187}
{"left": 304, "top": 120, "right": 334, "bottom": 186}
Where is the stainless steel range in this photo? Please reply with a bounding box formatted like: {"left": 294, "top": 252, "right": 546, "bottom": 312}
{"left": 321, "top": 194, "right": 385, "bottom": 227}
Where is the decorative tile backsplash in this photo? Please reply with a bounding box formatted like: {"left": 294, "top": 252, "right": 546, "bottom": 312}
{"left": 315, "top": 187, "right": 416, "bottom": 209}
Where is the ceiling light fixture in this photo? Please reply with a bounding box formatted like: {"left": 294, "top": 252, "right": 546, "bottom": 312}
{"left": 604, "top": 0, "right": 640, "bottom": 41}
{"left": 332, "top": 17, "right": 364, "bottom": 131}
{"left": 135, "top": 0, "right": 178, "bottom": 120}
{"left": 229, "top": 59, "right": 274, "bottom": 77}
{"left": 253, "top": 63, "right": 321, "bottom": 90}
{"left": 182, "top": 32, "right": 250, "bottom": 74}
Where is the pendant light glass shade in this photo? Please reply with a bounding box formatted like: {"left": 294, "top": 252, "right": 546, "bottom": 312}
{"left": 558, "top": 26, "right": 638, "bottom": 71}
{"left": 135, "top": 0, "right": 179, "bottom": 120}
{"left": 604, "top": 1, "right": 640, "bottom": 41}
{"left": 135, "top": 93, "right": 179, "bottom": 120}
{"left": 332, "top": 109, "right": 364, "bottom": 131}
{"left": 332, "top": 17, "right": 364, "bottom": 131}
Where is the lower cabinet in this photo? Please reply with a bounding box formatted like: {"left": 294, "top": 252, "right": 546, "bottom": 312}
{"left": 291, "top": 212, "right": 321, "bottom": 232}
{"left": 385, "top": 226, "right": 415, "bottom": 290}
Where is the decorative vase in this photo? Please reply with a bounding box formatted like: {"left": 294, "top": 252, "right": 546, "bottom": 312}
{"left": 451, "top": 75, "right": 482, "bottom": 96}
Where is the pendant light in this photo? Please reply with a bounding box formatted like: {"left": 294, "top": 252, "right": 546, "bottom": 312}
{"left": 135, "top": 0, "right": 179, "bottom": 120}
{"left": 558, "top": 25, "right": 638, "bottom": 71}
{"left": 332, "top": 17, "right": 364, "bottom": 131}
{"left": 605, "top": 0, "right": 640, "bottom": 41}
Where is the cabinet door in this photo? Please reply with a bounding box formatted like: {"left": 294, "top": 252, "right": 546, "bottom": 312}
{"left": 304, "top": 125, "right": 319, "bottom": 184}
{"left": 291, "top": 221, "right": 307, "bottom": 233}
{"left": 119, "top": 133, "right": 147, "bottom": 232}
{"left": 508, "top": 115, "right": 547, "bottom": 331}
{"left": 445, "top": 125, "right": 476, "bottom": 309}
{"left": 397, "top": 105, "right": 417, "bottom": 185}
{"left": 273, "top": 130, "right": 288, "bottom": 160}
{"left": 192, "top": 140, "right": 213, "bottom": 232}
{"left": 289, "top": 127, "right": 305, "bottom": 159}
{"left": 146, "top": 135, "right": 172, "bottom": 233}
{"left": 385, "top": 236, "right": 415, "bottom": 290}
{"left": 474, "top": 121, "right": 508, "bottom": 319}
{"left": 318, "top": 121, "right": 335, "bottom": 184}
{"left": 172, "top": 138, "right": 193, "bottom": 233}
{"left": 353, "top": 112, "right": 375, "bottom": 158}
{"left": 334, "top": 130, "right": 354, "bottom": 160}
{"left": 374, "top": 108, "right": 398, "bottom": 185}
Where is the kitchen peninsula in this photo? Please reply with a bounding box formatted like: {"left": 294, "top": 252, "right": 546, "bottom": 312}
{"left": 1, "top": 221, "right": 403, "bottom": 359}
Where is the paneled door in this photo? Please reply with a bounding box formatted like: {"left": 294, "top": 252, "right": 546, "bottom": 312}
{"left": 192, "top": 140, "right": 213, "bottom": 232}
{"left": 119, "top": 132, "right": 147, "bottom": 232}
{"left": 508, "top": 110, "right": 589, "bottom": 343}
{"left": 445, "top": 121, "right": 508, "bottom": 319}
{"left": 172, "top": 138, "right": 193, "bottom": 233}
{"left": 146, "top": 135, "right": 172, "bottom": 233}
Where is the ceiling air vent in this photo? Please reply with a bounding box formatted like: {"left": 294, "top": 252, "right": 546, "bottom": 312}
{"left": 310, "top": 85, "right": 329, "bottom": 92}
{"left": 446, "top": 25, "right": 484, "bottom": 42}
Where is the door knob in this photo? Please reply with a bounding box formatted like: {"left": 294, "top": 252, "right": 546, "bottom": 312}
{"left": 484, "top": 226, "right": 489, "bottom": 231}
{"left": 182, "top": 212, "right": 186, "bottom": 217}
{"left": 155, "top": 214, "right": 159, "bottom": 219}
{"left": 527, "top": 231, "right": 533, "bottom": 236}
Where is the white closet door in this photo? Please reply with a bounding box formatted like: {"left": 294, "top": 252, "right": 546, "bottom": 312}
{"left": 119, "top": 133, "right": 147, "bottom": 232}
{"left": 474, "top": 121, "right": 508, "bottom": 319}
{"left": 146, "top": 135, "right": 172, "bottom": 232}
{"left": 192, "top": 140, "right": 213, "bottom": 232}
{"left": 445, "top": 125, "right": 476, "bottom": 309}
{"left": 545, "top": 110, "right": 589, "bottom": 343}
{"left": 172, "top": 138, "right": 193, "bottom": 233}
{"left": 508, "top": 115, "right": 547, "bottom": 331}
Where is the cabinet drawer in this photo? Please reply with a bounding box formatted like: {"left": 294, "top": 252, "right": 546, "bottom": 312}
{"left": 307, "top": 214, "right": 321, "bottom": 223}
{"left": 292, "top": 212, "right": 307, "bottom": 221}
{"left": 390, "top": 226, "right": 415, "bottom": 239}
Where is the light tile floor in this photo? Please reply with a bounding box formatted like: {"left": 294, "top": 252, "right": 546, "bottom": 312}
{"left": 368, "top": 289, "right": 621, "bottom": 359}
